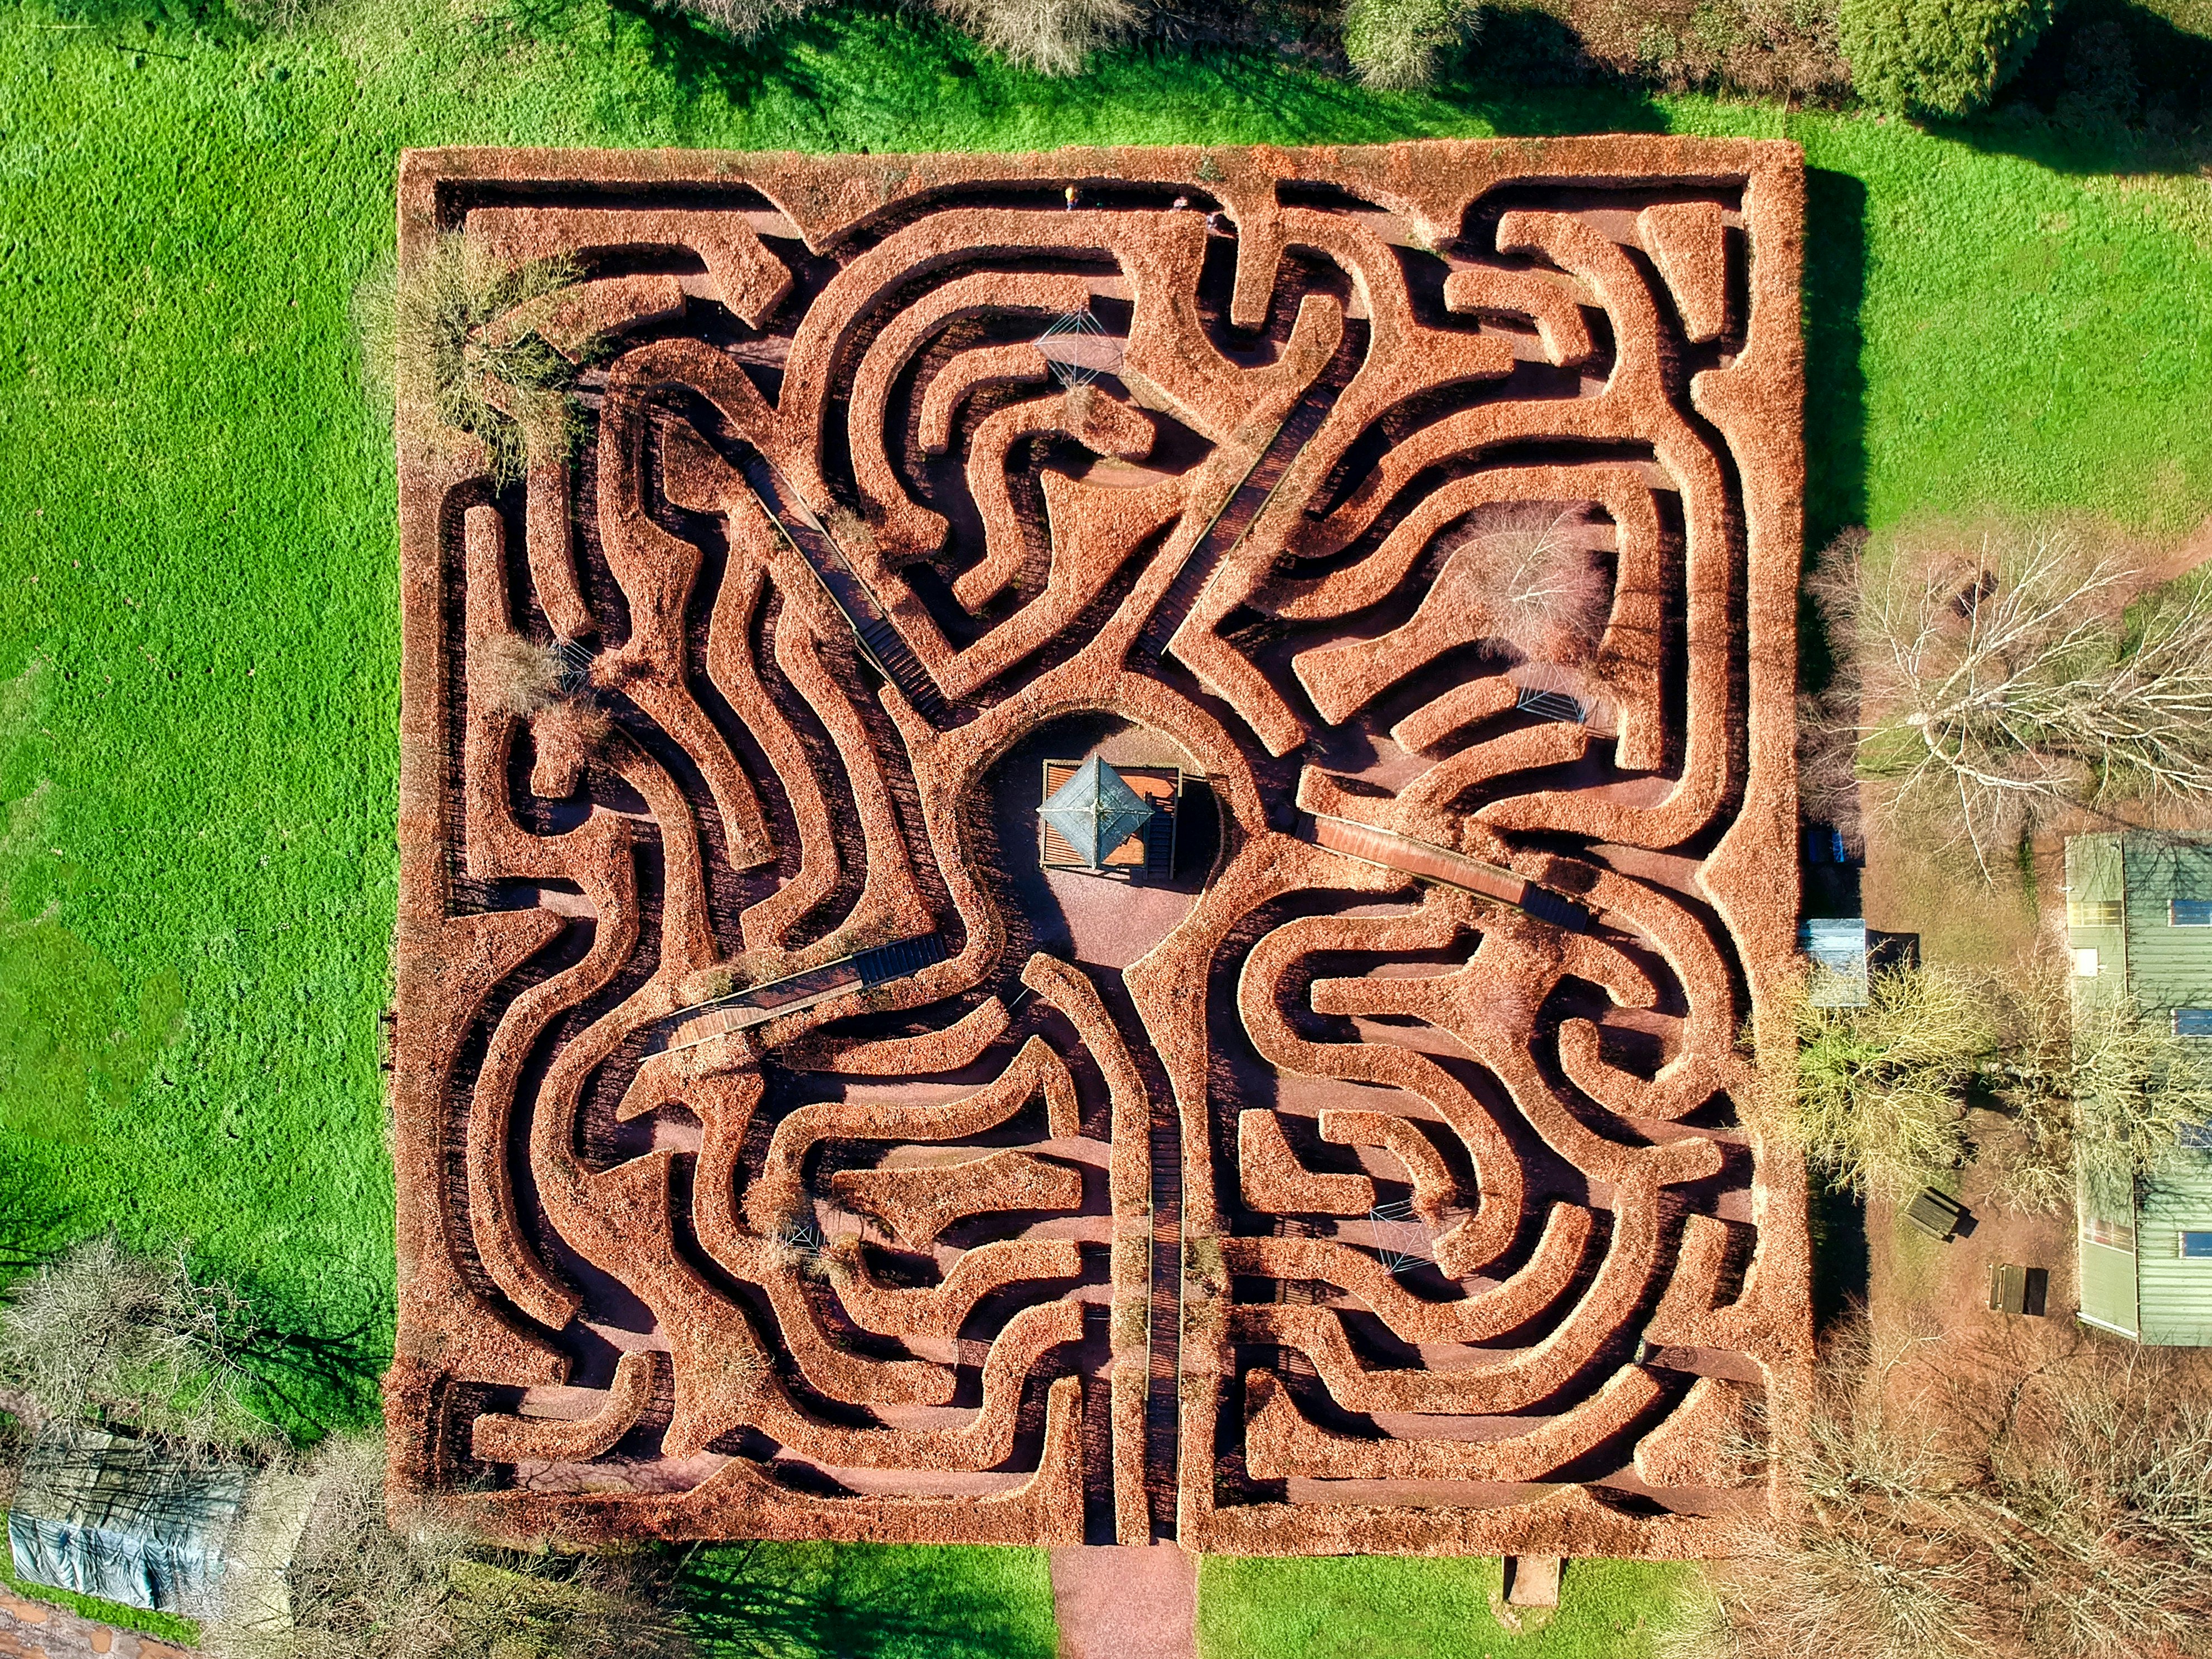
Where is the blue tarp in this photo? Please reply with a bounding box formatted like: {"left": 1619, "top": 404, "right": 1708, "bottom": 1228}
{"left": 7, "top": 1426, "right": 250, "bottom": 1616}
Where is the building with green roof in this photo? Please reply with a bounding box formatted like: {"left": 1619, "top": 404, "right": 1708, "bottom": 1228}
{"left": 2065, "top": 832, "right": 2212, "bottom": 1345}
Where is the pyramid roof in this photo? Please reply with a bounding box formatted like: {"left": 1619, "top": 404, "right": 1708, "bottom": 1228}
{"left": 1040, "top": 756, "right": 1153, "bottom": 869}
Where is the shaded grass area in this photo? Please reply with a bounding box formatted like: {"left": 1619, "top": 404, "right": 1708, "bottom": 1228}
{"left": 0, "top": 0, "right": 2208, "bottom": 1444}
{"left": 677, "top": 1540, "right": 1056, "bottom": 1659}
{"left": 1196, "top": 1554, "right": 1686, "bottom": 1659}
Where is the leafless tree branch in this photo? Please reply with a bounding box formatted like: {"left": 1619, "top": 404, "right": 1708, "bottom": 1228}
{"left": 1808, "top": 528, "right": 2212, "bottom": 879}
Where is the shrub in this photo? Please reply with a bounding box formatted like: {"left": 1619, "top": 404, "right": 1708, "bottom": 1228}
{"left": 1558, "top": 0, "right": 1849, "bottom": 100}
{"left": 0, "top": 1234, "right": 270, "bottom": 1458}
{"left": 472, "top": 634, "right": 565, "bottom": 717}
{"left": 1341, "top": 0, "right": 1478, "bottom": 88}
{"left": 1839, "top": 0, "right": 2065, "bottom": 117}
{"left": 648, "top": 0, "right": 823, "bottom": 40}
{"left": 208, "top": 1435, "right": 691, "bottom": 1659}
{"left": 931, "top": 0, "right": 1142, "bottom": 74}
{"left": 358, "top": 233, "right": 586, "bottom": 488}
{"left": 1778, "top": 962, "right": 1991, "bottom": 1200}
{"left": 1668, "top": 1317, "right": 2212, "bottom": 1659}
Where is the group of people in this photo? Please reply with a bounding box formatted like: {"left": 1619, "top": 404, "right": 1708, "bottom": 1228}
{"left": 1062, "top": 183, "right": 1235, "bottom": 237}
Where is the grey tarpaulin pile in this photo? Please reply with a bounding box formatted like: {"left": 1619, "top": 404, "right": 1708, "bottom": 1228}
{"left": 7, "top": 1425, "right": 315, "bottom": 1623}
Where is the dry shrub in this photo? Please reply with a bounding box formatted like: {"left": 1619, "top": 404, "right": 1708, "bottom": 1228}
{"left": 1554, "top": 0, "right": 1847, "bottom": 98}
{"left": 1183, "top": 1234, "right": 1227, "bottom": 1304}
{"left": 1794, "top": 701, "right": 1864, "bottom": 840}
{"left": 1110, "top": 1296, "right": 1149, "bottom": 1352}
{"left": 0, "top": 1234, "right": 271, "bottom": 1460}
{"left": 473, "top": 634, "right": 565, "bottom": 717}
{"left": 1777, "top": 961, "right": 1990, "bottom": 1200}
{"left": 1342, "top": 0, "right": 1479, "bottom": 89}
{"left": 1457, "top": 507, "right": 1612, "bottom": 662}
{"left": 764, "top": 1214, "right": 832, "bottom": 1283}
{"left": 678, "top": 956, "right": 763, "bottom": 1006}
{"left": 210, "top": 1434, "right": 691, "bottom": 1659}
{"left": 1808, "top": 526, "right": 2212, "bottom": 879}
{"left": 533, "top": 693, "right": 616, "bottom": 755}
{"left": 360, "top": 233, "right": 585, "bottom": 488}
{"left": 1670, "top": 1317, "right": 2212, "bottom": 1659}
{"left": 647, "top": 0, "right": 824, "bottom": 40}
{"left": 930, "top": 0, "right": 1142, "bottom": 74}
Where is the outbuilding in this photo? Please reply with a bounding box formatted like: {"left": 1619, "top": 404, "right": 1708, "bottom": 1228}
{"left": 2065, "top": 832, "right": 2212, "bottom": 1345}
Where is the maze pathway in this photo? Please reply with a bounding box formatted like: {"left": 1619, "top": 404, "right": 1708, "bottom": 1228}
{"left": 389, "top": 139, "right": 1812, "bottom": 1559}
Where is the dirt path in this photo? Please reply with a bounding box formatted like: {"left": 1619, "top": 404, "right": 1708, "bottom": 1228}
{"left": 0, "top": 1594, "right": 187, "bottom": 1659}
{"left": 1049, "top": 1545, "right": 1196, "bottom": 1659}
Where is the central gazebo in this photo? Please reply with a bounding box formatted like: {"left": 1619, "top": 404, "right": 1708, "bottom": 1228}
{"left": 1037, "top": 755, "right": 1179, "bottom": 879}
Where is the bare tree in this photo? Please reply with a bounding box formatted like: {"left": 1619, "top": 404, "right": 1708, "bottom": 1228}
{"left": 1457, "top": 506, "right": 1613, "bottom": 662}
{"left": 1810, "top": 528, "right": 2212, "bottom": 876}
{"left": 0, "top": 1234, "right": 271, "bottom": 1461}
{"left": 1664, "top": 1316, "right": 2212, "bottom": 1659}
{"left": 210, "top": 1434, "right": 693, "bottom": 1659}
{"left": 1986, "top": 959, "right": 2212, "bottom": 1216}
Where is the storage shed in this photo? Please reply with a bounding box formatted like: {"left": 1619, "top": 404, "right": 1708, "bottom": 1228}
{"left": 2065, "top": 832, "right": 2212, "bottom": 1345}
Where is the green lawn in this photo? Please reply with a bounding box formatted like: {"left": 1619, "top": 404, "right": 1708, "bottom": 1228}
{"left": 1, "top": 0, "right": 2210, "bottom": 1641}
{"left": 1197, "top": 1553, "right": 1689, "bottom": 1659}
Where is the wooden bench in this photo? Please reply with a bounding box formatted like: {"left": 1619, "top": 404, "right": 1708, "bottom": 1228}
{"left": 1904, "top": 1187, "right": 1967, "bottom": 1241}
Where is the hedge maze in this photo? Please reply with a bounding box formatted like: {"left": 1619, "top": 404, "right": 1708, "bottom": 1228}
{"left": 387, "top": 138, "right": 1813, "bottom": 1559}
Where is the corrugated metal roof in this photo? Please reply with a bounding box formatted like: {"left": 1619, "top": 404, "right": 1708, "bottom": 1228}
{"left": 2137, "top": 1152, "right": 2212, "bottom": 1345}
{"left": 2066, "top": 833, "right": 2212, "bottom": 1345}
{"left": 2120, "top": 835, "right": 2212, "bottom": 1013}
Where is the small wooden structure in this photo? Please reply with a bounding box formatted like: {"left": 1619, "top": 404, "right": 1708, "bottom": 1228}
{"left": 1904, "top": 1187, "right": 1967, "bottom": 1241}
{"left": 1039, "top": 758, "right": 1178, "bottom": 880}
{"left": 1988, "top": 1263, "right": 2049, "bottom": 1317}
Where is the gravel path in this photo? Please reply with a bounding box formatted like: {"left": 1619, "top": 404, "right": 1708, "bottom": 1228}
{"left": 1049, "top": 1545, "right": 1196, "bottom": 1659}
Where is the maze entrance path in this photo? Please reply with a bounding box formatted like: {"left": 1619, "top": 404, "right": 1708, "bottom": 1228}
{"left": 388, "top": 139, "right": 1813, "bottom": 1560}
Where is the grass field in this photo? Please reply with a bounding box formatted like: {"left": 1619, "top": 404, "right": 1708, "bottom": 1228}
{"left": 1, "top": 0, "right": 2209, "bottom": 1640}
{"left": 1196, "top": 1553, "right": 1689, "bottom": 1659}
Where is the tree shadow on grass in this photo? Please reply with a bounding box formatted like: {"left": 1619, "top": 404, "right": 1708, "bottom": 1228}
{"left": 500, "top": 0, "right": 1665, "bottom": 147}
{"left": 678, "top": 1541, "right": 1052, "bottom": 1659}
{"left": 506, "top": 0, "right": 828, "bottom": 113}
{"left": 237, "top": 1312, "right": 390, "bottom": 1441}
{"left": 1803, "top": 167, "right": 1869, "bottom": 559}
{"left": 20, "top": 0, "right": 244, "bottom": 43}
{"left": 0, "top": 1178, "right": 72, "bottom": 1278}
